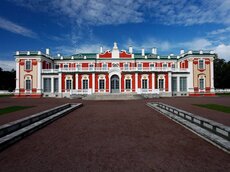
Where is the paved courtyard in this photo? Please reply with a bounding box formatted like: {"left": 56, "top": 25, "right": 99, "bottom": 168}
{"left": 0, "top": 96, "right": 229, "bottom": 171}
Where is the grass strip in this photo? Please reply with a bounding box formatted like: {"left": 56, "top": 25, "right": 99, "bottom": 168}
{"left": 194, "top": 104, "right": 230, "bottom": 113}
{"left": 0, "top": 106, "right": 34, "bottom": 115}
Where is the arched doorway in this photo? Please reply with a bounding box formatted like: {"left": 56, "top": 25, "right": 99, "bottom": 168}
{"left": 111, "top": 75, "right": 119, "bottom": 93}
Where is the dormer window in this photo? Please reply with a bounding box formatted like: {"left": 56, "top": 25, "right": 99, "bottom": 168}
{"left": 198, "top": 59, "right": 204, "bottom": 69}
{"left": 25, "top": 60, "right": 31, "bottom": 70}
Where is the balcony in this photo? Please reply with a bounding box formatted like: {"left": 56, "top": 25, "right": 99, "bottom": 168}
{"left": 42, "top": 67, "right": 189, "bottom": 73}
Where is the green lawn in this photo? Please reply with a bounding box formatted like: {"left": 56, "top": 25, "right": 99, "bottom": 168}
{"left": 0, "top": 106, "right": 34, "bottom": 115}
{"left": 216, "top": 93, "right": 230, "bottom": 96}
{"left": 194, "top": 104, "right": 230, "bottom": 113}
{"left": 0, "top": 94, "right": 13, "bottom": 98}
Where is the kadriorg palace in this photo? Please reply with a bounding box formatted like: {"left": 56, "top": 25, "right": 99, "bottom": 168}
{"left": 14, "top": 42, "right": 216, "bottom": 97}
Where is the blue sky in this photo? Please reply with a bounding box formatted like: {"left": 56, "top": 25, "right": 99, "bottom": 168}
{"left": 0, "top": 0, "right": 230, "bottom": 70}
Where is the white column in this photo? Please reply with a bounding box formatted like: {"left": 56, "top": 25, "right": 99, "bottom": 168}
{"left": 92, "top": 73, "right": 95, "bottom": 93}
{"left": 152, "top": 73, "right": 155, "bottom": 93}
{"left": 37, "top": 59, "right": 42, "bottom": 94}
{"left": 168, "top": 72, "right": 172, "bottom": 93}
{"left": 187, "top": 59, "right": 194, "bottom": 93}
{"left": 51, "top": 77, "right": 54, "bottom": 93}
{"left": 58, "top": 72, "right": 62, "bottom": 94}
{"left": 15, "top": 58, "right": 20, "bottom": 94}
{"left": 177, "top": 76, "right": 180, "bottom": 93}
{"left": 210, "top": 59, "right": 214, "bottom": 92}
{"left": 135, "top": 73, "right": 138, "bottom": 93}
{"left": 75, "top": 73, "right": 78, "bottom": 90}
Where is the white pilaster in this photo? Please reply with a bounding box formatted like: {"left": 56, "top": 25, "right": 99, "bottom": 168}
{"left": 58, "top": 72, "right": 62, "bottom": 94}
{"left": 168, "top": 72, "right": 172, "bottom": 92}
{"left": 210, "top": 59, "right": 214, "bottom": 92}
{"left": 92, "top": 73, "right": 95, "bottom": 93}
{"left": 51, "top": 77, "right": 54, "bottom": 93}
{"left": 75, "top": 74, "right": 78, "bottom": 90}
{"left": 37, "top": 59, "right": 42, "bottom": 94}
{"left": 135, "top": 73, "right": 138, "bottom": 92}
{"left": 152, "top": 73, "right": 155, "bottom": 93}
{"left": 15, "top": 58, "right": 20, "bottom": 94}
{"left": 177, "top": 76, "right": 180, "bottom": 92}
{"left": 188, "top": 59, "right": 194, "bottom": 92}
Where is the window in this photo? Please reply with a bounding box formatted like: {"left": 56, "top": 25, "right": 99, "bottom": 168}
{"left": 150, "top": 64, "right": 154, "bottom": 70}
{"left": 76, "top": 64, "right": 81, "bottom": 70}
{"left": 43, "top": 78, "right": 51, "bottom": 92}
{"left": 102, "top": 64, "right": 107, "bottom": 70}
{"left": 89, "top": 64, "right": 94, "bottom": 71}
{"left": 25, "top": 79, "right": 31, "bottom": 90}
{"left": 54, "top": 78, "right": 59, "bottom": 92}
{"left": 172, "top": 64, "right": 175, "bottom": 68}
{"left": 138, "top": 63, "right": 142, "bottom": 70}
{"left": 163, "top": 64, "right": 167, "bottom": 68}
{"left": 66, "top": 80, "right": 72, "bottom": 90}
{"left": 199, "top": 78, "right": 204, "bottom": 90}
{"left": 124, "top": 63, "right": 129, "bottom": 70}
{"left": 54, "top": 64, "right": 59, "bottom": 69}
{"left": 99, "top": 79, "right": 105, "bottom": 90}
{"left": 180, "top": 77, "right": 187, "bottom": 92}
{"left": 159, "top": 79, "right": 164, "bottom": 91}
{"left": 125, "top": 79, "right": 131, "bottom": 89}
{"left": 25, "top": 61, "right": 31, "bottom": 70}
{"left": 64, "top": 64, "right": 68, "bottom": 69}
{"left": 83, "top": 79, "right": 88, "bottom": 89}
{"left": 198, "top": 60, "right": 204, "bottom": 69}
{"left": 142, "top": 79, "right": 148, "bottom": 89}
{"left": 112, "top": 63, "right": 119, "bottom": 67}
{"left": 172, "top": 77, "right": 177, "bottom": 92}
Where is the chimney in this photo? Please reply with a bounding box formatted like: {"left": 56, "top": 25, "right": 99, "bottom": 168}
{"left": 180, "top": 49, "right": 185, "bottom": 54}
{"left": 100, "top": 46, "right": 103, "bottom": 53}
{"left": 142, "top": 48, "right": 145, "bottom": 56}
{"left": 46, "top": 48, "right": 50, "bottom": 55}
{"left": 129, "top": 46, "right": 133, "bottom": 54}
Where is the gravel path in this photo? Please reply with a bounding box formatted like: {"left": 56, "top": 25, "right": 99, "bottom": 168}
{"left": 0, "top": 99, "right": 229, "bottom": 171}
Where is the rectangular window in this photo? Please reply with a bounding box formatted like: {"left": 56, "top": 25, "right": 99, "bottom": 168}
{"left": 198, "top": 60, "right": 204, "bottom": 69}
{"left": 142, "top": 79, "right": 148, "bottom": 89}
{"left": 64, "top": 64, "right": 68, "bottom": 69}
{"left": 76, "top": 64, "right": 81, "bottom": 70}
{"left": 180, "top": 77, "right": 187, "bottom": 92}
{"left": 159, "top": 79, "right": 164, "bottom": 91}
{"left": 89, "top": 64, "right": 94, "bottom": 71}
{"left": 125, "top": 79, "right": 131, "bottom": 89}
{"left": 54, "top": 78, "right": 59, "bottom": 92}
{"left": 43, "top": 78, "right": 51, "bottom": 92}
{"left": 25, "top": 61, "right": 31, "bottom": 70}
{"left": 163, "top": 64, "right": 167, "bottom": 68}
{"left": 199, "top": 78, "right": 204, "bottom": 90}
{"left": 83, "top": 79, "right": 88, "bottom": 89}
{"left": 25, "top": 80, "right": 31, "bottom": 90}
{"left": 54, "top": 64, "right": 59, "bottom": 69}
{"left": 102, "top": 64, "right": 107, "bottom": 70}
{"left": 138, "top": 64, "right": 142, "bottom": 70}
{"left": 150, "top": 64, "right": 154, "bottom": 70}
{"left": 66, "top": 80, "right": 72, "bottom": 90}
{"left": 172, "top": 77, "right": 177, "bottom": 92}
{"left": 124, "top": 64, "right": 129, "bottom": 70}
{"left": 99, "top": 79, "right": 105, "bottom": 90}
{"left": 172, "top": 64, "right": 175, "bottom": 68}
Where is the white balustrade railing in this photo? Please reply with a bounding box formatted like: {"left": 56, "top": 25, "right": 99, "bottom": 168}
{"left": 42, "top": 67, "right": 189, "bottom": 73}
{"left": 70, "top": 89, "right": 92, "bottom": 95}
{"left": 137, "top": 89, "right": 160, "bottom": 94}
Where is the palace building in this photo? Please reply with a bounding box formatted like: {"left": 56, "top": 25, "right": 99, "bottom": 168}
{"left": 14, "top": 42, "right": 216, "bottom": 98}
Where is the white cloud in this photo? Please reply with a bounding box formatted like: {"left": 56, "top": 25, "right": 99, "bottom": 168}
{"left": 0, "top": 17, "right": 37, "bottom": 38}
{"left": 0, "top": 60, "right": 15, "bottom": 71}
{"left": 10, "top": 0, "right": 230, "bottom": 26}
{"left": 214, "top": 44, "right": 230, "bottom": 61}
{"left": 179, "top": 38, "right": 212, "bottom": 50}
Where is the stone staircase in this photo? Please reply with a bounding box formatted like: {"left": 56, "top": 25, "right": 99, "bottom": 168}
{"left": 83, "top": 93, "right": 143, "bottom": 100}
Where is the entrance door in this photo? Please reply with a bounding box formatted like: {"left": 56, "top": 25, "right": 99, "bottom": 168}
{"left": 111, "top": 75, "right": 119, "bottom": 93}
